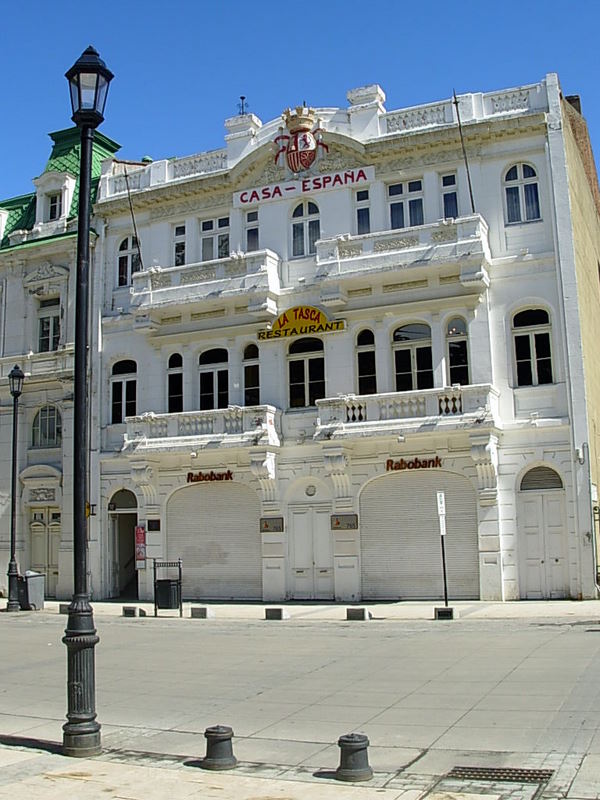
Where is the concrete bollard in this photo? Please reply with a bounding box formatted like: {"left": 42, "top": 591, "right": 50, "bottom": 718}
{"left": 265, "top": 607, "right": 290, "bottom": 620}
{"left": 335, "top": 733, "right": 373, "bottom": 782}
{"left": 434, "top": 607, "right": 456, "bottom": 620}
{"left": 191, "top": 606, "right": 215, "bottom": 619}
{"left": 346, "top": 607, "right": 371, "bottom": 621}
{"left": 200, "top": 725, "right": 237, "bottom": 770}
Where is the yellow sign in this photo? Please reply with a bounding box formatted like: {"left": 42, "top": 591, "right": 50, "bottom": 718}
{"left": 257, "top": 305, "right": 345, "bottom": 340}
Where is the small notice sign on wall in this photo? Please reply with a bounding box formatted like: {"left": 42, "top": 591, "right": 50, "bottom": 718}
{"left": 331, "top": 514, "right": 358, "bottom": 530}
{"left": 260, "top": 517, "right": 284, "bottom": 532}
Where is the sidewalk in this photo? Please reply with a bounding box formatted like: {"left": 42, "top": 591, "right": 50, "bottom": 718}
{"left": 36, "top": 597, "right": 600, "bottom": 621}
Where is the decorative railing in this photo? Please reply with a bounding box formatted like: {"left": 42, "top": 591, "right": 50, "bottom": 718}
{"left": 124, "top": 405, "right": 281, "bottom": 449}
{"left": 1, "top": 348, "right": 75, "bottom": 381}
{"left": 316, "top": 214, "right": 491, "bottom": 268}
{"left": 316, "top": 385, "right": 498, "bottom": 430}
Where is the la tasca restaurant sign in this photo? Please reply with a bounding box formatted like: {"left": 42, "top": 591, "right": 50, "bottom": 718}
{"left": 257, "top": 306, "right": 345, "bottom": 340}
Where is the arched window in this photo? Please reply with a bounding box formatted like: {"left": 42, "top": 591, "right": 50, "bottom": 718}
{"left": 512, "top": 309, "right": 553, "bottom": 386}
{"left": 446, "top": 317, "right": 469, "bottom": 385}
{"left": 504, "top": 164, "right": 540, "bottom": 223}
{"left": 199, "top": 348, "right": 228, "bottom": 410}
{"left": 32, "top": 406, "right": 62, "bottom": 448}
{"left": 167, "top": 353, "right": 183, "bottom": 413}
{"left": 392, "top": 324, "right": 433, "bottom": 391}
{"left": 291, "top": 201, "right": 320, "bottom": 257}
{"left": 288, "top": 338, "right": 325, "bottom": 408}
{"left": 111, "top": 360, "right": 137, "bottom": 423}
{"left": 117, "top": 236, "right": 141, "bottom": 287}
{"left": 243, "top": 344, "right": 260, "bottom": 406}
{"left": 356, "top": 329, "right": 377, "bottom": 395}
{"left": 520, "top": 466, "right": 563, "bottom": 491}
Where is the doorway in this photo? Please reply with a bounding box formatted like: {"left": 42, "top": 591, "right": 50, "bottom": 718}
{"left": 518, "top": 466, "right": 569, "bottom": 599}
{"left": 108, "top": 490, "right": 138, "bottom": 599}
{"left": 289, "top": 504, "right": 334, "bottom": 599}
{"left": 30, "top": 507, "right": 61, "bottom": 597}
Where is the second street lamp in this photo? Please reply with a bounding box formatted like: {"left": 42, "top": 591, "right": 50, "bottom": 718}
{"left": 6, "top": 365, "right": 24, "bottom": 612}
{"left": 62, "top": 46, "right": 113, "bottom": 758}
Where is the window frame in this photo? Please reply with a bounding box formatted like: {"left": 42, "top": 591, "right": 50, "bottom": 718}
{"left": 440, "top": 173, "right": 458, "bottom": 220}
{"left": 111, "top": 360, "right": 137, "bottom": 424}
{"left": 356, "top": 329, "right": 377, "bottom": 395}
{"left": 199, "top": 348, "right": 229, "bottom": 410}
{"left": 291, "top": 201, "right": 320, "bottom": 258}
{"left": 173, "top": 223, "right": 186, "bottom": 267}
{"left": 200, "top": 215, "right": 230, "bottom": 262}
{"left": 32, "top": 405, "right": 62, "bottom": 448}
{"left": 243, "top": 344, "right": 260, "bottom": 406}
{"left": 245, "top": 210, "right": 259, "bottom": 253}
{"left": 445, "top": 316, "right": 470, "bottom": 386}
{"left": 38, "top": 297, "right": 60, "bottom": 353}
{"left": 355, "top": 189, "right": 370, "bottom": 235}
{"left": 48, "top": 192, "right": 62, "bottom": 221}
{"left": 117, "top": 235, "right": 141, "bottom": 287}
{"left": 392, "top": 323, "right": 434, "bottom": 392}
{"left": 503, "top": 163, "right": 541, "bottom": 225}
{"left": 288, "top": 337, "right": 325, "bottom": 408}
{"left": 388, "top": 179, "right": 424, "bottom": 230}
{"left": 167, "top": 353, "right": 183, "bottom": 413}
{"left": 512, "top": 308, "right": 553, "bottom": 387}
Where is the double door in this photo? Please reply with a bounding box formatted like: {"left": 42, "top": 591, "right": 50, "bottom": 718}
{"left": 518, "top": 492, "right": 569, "bottom": 598}
{"left": 30, "top": 507, "right": 61, "bottom": 597}
{"left": 289, "top": 505, "right": 333, "bottom": 599}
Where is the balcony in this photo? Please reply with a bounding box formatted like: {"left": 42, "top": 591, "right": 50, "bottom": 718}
{"left": 122, "top": 405, "right": 281, "bottom": 454}
{"left": 1, "top": 347, "right": 74, "bottom": 384}
{"left": 315, "top": 384, "right": 499, "bottom": 439}
{"left": 129, "top": 249, "right": 281, "bottom": 320}
{"left": 314, "top": 214, "right": 491, "bottom": 290}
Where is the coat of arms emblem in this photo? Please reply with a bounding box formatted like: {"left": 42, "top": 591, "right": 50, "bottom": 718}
{"left": 274, "top": 106, "right": 328, "bottom": 173}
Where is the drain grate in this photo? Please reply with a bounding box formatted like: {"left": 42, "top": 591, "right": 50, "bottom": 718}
{"left": 448, "top": 766, "right": 554, "bottom": 784}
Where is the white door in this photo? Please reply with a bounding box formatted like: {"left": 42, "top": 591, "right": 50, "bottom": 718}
{"left": 30, "top": 507, "right": 61, "bottom": 597}
{"left": 518, "top": 492, "right": 569, "bottom": 598}
{"left": 289, "top": 505, "right": 334, "bottom": 599}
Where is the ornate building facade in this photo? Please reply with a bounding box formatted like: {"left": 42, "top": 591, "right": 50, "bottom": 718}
{"left": 2, "top": 74, "right": 600, "bottom": 602}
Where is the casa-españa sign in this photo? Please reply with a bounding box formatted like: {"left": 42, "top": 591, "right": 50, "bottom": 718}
{"left": 257, "top": 305, "right": 345, "bottom": 340}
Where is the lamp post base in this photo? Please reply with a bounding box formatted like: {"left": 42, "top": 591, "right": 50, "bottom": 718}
{"left": 62, "top": 594, "right": 101, "bottom": 757}
{"left": 6, "top": 559, "right": 20, "bottom": 612}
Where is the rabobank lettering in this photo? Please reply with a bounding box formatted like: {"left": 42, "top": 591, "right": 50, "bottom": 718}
{"left": 187, "top": 470, "right": 233, "bottom": 483}
{"left": 233, "top": 166, "right": 374, "bottom": 207}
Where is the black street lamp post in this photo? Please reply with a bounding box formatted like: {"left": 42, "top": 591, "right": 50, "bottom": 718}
{"left": 62, "top": 46, "right": 113, "bottom": 758}
{"left": 6, "top": 364, "right": 24, "bottom": 612}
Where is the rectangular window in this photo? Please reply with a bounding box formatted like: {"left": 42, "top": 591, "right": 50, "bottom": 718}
{"left": 357, "top": 351, "right": 377, "bottom": 395}
{"left": 201, "top": 216, "right": 230, "bottom": 261}
{"left": 355, "top": 189, "right": 370, "bottom": 235}
{"left": 48, "top": 193, "right": 62, "bottom": 220}
{"left": 389, "top": 180, "right": 424, "bottom": 229}
{"left": 441, "top": 174, "right": 458, "bottom": 219}
{"left": 168, "top": 373, "right": 183, "bottom": 413}
{"left": 174, "top": 224, "right": 186, "bottom": 266}
{"left": 38, "top": 298, "right": 60, "bottom": 352}
{"left": 244, "top": 363, "right": 260, "bottom": 405}
{"left": 246, "top": 210, "right": 259, "bottom": 252}
{"left": 292, "top": 223, "right": 305, "bottom": 257}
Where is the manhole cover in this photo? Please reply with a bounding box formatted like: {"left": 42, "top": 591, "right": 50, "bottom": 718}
{"left": 448, "top": 767, "right": 554, "bottom": 784}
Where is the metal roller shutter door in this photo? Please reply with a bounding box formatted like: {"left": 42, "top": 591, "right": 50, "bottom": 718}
{"left": 360, "top": 470, "right": 479, "bottom": 599}
{"left": 166, "top": 483, "right": 262, "bottom": 599}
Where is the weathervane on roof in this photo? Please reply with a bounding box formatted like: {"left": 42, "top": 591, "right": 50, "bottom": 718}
{"left": 274, "top": 105, "right": 328, "bottom": 174}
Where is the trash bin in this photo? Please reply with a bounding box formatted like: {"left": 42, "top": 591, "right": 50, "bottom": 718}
{"left": 155, "top": 578, "right": 180, "bottom": 609}
{"left": 18, "top": 571, "right": 45, "bottom": 610}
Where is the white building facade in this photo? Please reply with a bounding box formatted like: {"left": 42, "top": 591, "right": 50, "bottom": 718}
{"left": 3, "top": 75, "right": 599, "bottom": 603}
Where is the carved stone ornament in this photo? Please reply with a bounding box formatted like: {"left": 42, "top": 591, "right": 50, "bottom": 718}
{"left": 150, "top": 272, "right": 172, "bottom": 289}
{"left": 431, "top": 226, "right": 457, "bottom": 243}
{"left": 181, "top": 267, "right": 216, "bottom": 284}
{"left": 130, "top": 461, "right": 157, "bottom": 506}
{"left": 149, "top": 191, "right": 231, "bottom": 221}
{"left": 374, "top": 236, "right": 418, "bottom": 252}
{"left": 322, "top": 445, "right": 351, "bottom": 499}
{"left": 386, "top": 102, "right": 449, "bottom": 133}
{"left": 30, "top": 487, "right": 56, "bottom": 502}
{"left": 250, "top": 450, "right": 278, "bottom": 503}
{"left": 24, "top": 262, "right": 69, "bottom": 289}
{"left": 470, "top": 433, "right": 498, "bottom": 506}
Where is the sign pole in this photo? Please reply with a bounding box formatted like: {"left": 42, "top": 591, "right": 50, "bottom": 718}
{"left": 436, "top": 491, "right": 449, "bottom": 608}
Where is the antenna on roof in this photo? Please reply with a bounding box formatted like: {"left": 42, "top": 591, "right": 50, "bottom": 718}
{"left": 453, "top": 89, "right": 475, "bottom": 214}
{"left": 238, "top": 95, "right": 248, "bottom": 115}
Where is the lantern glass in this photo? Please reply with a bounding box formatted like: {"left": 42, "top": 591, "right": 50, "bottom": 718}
{"left": 79, "top": 72, "right": 98, "bottom": 110}
{"left": 8, "top": 365, "right": 24, "bottom": 398}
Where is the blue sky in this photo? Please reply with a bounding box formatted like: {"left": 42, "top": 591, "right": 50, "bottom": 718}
{"left": 1, "top": 0, "right": 598, "bottom": 200}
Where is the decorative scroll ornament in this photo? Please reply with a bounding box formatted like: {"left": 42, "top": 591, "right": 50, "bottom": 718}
{"left": 249, "top": 449, "right": 278, "bottom": 503}
{"left": 470, "top": 434, "right": 499, "bottom": 506}
{"left": 322, "top": 444, "right": 351, "bottom": 501}
{"left": 130, "top": 460, "right": 157, "bottom": 507}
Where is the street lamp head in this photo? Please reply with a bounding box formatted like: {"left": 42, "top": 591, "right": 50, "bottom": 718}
{"left": 65, "top": 45, "right": 113, "bottom": 129}
{"left": 8, "top": 365, "right": 24, "bottom": 398}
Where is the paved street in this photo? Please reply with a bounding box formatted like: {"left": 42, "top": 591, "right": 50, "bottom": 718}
{"left": 1, "top": 601, "right": 600, "bottom": 798}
